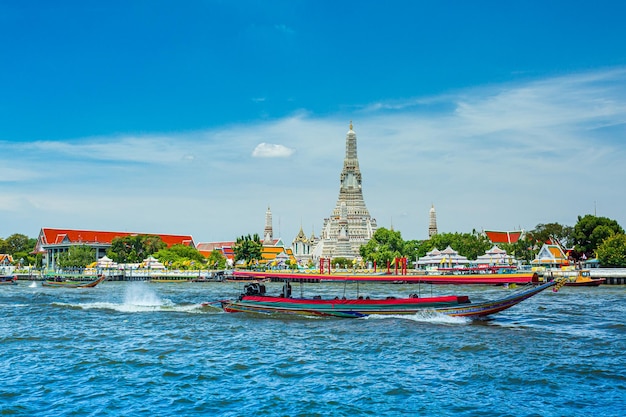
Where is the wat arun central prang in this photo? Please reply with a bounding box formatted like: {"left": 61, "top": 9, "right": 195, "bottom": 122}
{"left": 318, "top": 122, "right": 377, "bottom": 260}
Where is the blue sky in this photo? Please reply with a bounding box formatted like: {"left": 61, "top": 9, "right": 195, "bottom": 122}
{"left": 2, "top": 0, "right": 626, "bottom": 244}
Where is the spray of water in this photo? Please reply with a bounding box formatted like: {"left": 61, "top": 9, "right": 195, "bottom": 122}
{"left": 366, "top": 311, "right": 470, "bottom": 325}
{"left": 124, "top": 282, "right": 164, "bottom": 307}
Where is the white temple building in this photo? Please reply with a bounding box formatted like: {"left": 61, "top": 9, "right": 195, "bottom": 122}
{"left": 416, "top": 246, "right": 469, "bottom": 269}
{"left": 314, "top": 122, "right": 377, "bottom": 260}
{"left": 475, "top": 245, "right": 518, "bottom": 267}
{"left": 292, "top": 226, "right": 318, "bottom": 266}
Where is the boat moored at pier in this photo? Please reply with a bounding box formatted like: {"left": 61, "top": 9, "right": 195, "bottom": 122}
{"left": 0, "top": 274, "right": 17, "bottom": 285}
{"left": 536, "top": 267, "right": 605, "bottom": 287}
{"left": 42, "top": 274, "right": 106, "bottom": 288}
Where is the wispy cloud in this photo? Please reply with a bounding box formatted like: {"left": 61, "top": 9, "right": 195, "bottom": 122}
{"left": 252, "top": 143, "right": 296, "bottom": 158}
{"left": 2, "top": 68, "right": 626, "bottom": 242}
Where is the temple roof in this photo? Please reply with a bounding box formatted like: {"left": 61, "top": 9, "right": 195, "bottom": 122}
{"left": 485, "top": 230, "right": 523, "bottom": 244}
{"left": 36, "top": 228, "right": 195, "bottom": 252}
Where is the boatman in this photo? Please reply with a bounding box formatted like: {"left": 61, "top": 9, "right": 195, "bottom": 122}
{"left": 281, "top": 281, "right": 292, "bottom": 298}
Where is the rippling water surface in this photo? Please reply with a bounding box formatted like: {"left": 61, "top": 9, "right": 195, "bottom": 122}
{"left": 1, "top": 281, "right": 624, "bottom": 416}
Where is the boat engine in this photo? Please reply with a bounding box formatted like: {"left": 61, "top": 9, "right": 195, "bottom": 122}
{"left": 243, "top": 282, "right": 266, "bottom": 296}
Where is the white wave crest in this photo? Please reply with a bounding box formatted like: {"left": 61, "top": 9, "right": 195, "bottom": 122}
{"left": 365, "top": 311, "right": 471, "bottom": 325}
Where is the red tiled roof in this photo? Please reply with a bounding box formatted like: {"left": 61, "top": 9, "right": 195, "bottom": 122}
{"left": 196, "top": 242, "right": 236, "bottom": 260}
{"left": 196, "top": 242, "right": 234, "bottom": 252}
{"left": 36, "top": 228, "right": 195, "bottom": 250}
{"left": 196, "top": 242, "right": 235, "bottom": 259}
{"left": 485, "top": 230, "right": 523, "bottom": 244}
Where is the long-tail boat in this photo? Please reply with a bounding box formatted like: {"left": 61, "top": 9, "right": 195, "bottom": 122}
{"left": 42, "top": 274, "right": 106, "bottom": 288}
{"left": 537, "top": 268, "right": 605, "bottom": 287}
{"left": 231, "top": 269, "right": 539, "bottom": 285}
{"left": 219, "top": 279, "right": 558, "bottom": 319}
{"left": 0, "top": 274, "right": 17, "bottom": 285}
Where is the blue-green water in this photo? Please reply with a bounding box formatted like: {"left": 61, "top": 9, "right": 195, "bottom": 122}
{"left": 1, "top": 281, "right": 624, "bottom": 416}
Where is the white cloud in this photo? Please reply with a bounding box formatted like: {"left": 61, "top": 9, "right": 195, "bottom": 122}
{"left": 252, "top": 142, "right": 296, "bottom": 158}
{"left": 2, "top": 68, "right": 626, "bottom": 243}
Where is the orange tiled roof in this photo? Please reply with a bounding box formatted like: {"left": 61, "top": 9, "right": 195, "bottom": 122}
{"left": 548, "top": 245, "right": 566, "bottom": 258}
{"left": 485, "top": 230, "right": 523, "bottom": 244}
{"left": 196, "top": 241, "right": 295, "bottom": 262}
{"left": 261, "top": 246, "right": 295, "bottom": 263}
{"left": 531, "top": 244, "right": 570, "bottom": 265}
{"left": 36, "top": 228, "right": 195, "bottom": 251}
{"left": 0, "top": 254, "right": 14, "bottom": 265}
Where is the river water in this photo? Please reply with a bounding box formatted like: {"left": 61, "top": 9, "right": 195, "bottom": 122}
{"left": 1, "top": 281, "right": 624, "bottom": 416}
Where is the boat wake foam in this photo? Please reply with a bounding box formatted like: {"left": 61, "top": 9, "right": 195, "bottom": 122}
{"left": 52, "top": 282, "right": 215, "bottom": 314}
{"left": 365, "top": 311, "right": 470, "bottom": 325}
{"left": 64, "top": 301, "right": 209, "bottom": 314}
{"left": 52, "top": 299, "right": 211, "bottom": 314}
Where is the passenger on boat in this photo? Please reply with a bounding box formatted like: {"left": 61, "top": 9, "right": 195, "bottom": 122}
{"left": 281, "top": 282, "right": 292, "bottom": 298}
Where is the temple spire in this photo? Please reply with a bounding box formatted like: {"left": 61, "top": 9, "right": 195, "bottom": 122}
{"left": 428, "top": 204, "right": 438, "bottom": 238}
{"left": 263, "top": 205, "right": 273, "bottom": 245}
{"left": 318, "top": 122, "right": 377, "bottom": 260}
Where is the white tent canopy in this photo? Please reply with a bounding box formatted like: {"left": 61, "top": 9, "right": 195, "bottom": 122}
{"left": 417, "top": 246, "right": 469, "bottom": 267}
{"left": 475, "top": 245, "right": 517, "bottom": 266}
{"left": 142, "top": 256, "right": 165, "bottom": 269}
{"left": 96, "top": 255, "right": 118, "bottom": 268}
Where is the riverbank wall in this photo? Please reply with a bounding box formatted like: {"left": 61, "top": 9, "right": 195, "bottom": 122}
{"left": 589, "top": 268, "right": 626, "bottom": 285}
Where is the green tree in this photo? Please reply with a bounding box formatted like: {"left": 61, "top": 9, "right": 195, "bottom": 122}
{"left": 572, "top": 215, "right": 624, "bottom": 257}
{"left": 206, "top": 250, "right": 227, "bottom": 269}
{"left": 527, "top": 223, "right": 573, "bottom": 247}
{"left": 144, "top": 236, "right": 167, "bottom": 255}
{"left": 154, "top": 244, "right": 207, "bottom": 269}
{"left": 57, "top": 245, "right": 96, "bottom": 268}
{"left": 107, "top": 235, "right": 167, "bottom": 263}
{"left": 596, "top": 234, "right": 626, "bottom": 267}
{"left": 1, "top": 234, "right": 37, "bottom": 266}
{"left": 426, "top": 232, "right": 491, "bottom": 261}
{"left": 359, "top": 228, "right": 405, "bottom": 266}
{"left": 331, "top": 257, "right": 352, "bottom": 269}
{"left": 402, "top": 240, "right": 422, "bottom": 262}
{"left": 499, "top": 237, "right": 536, "bottom": 263}
{"left": 4, "top": 234, "right": 33, "bottom": 255}
{"left": 233, "top": 234, "right": 263, "bottom": 268}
